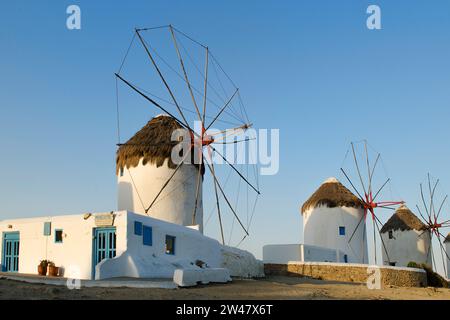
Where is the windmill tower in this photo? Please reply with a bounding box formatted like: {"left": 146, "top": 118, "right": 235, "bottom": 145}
{"left": 114, "top": 25, "right": 260, "bottom": 244}
{"left": 445, "top": 234, "right": 450, "bottom": 279}
{"left": 117, "top": 115, "right": 204, "bottom": 231}
{"left": 340, "top": 141, "right": 404, "bottom": 265}
{"left": 380, "top": 204, "right": 431, "bottom": 267}
{"left": 414, "top": 174, "right": 450, "bottom": 277}
{"left": 301, "top": 177, "right": 368, "bottom": 263}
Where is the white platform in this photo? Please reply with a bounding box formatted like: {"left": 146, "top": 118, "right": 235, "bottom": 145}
{"left": 0, "top": 273, "right": 177, "bottom": 289}
{"left": 173, "top": 268, "right": 231, "bottom": 287}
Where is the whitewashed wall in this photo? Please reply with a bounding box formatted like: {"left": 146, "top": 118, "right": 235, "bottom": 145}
{"left": 445, "top": 241, "right": 449, "bottom": 279}
{"left": 97, "top": 212, "right": 221, "bottom": 279}
{"left": 0, "top": 212, "right": 127, "bottom": 279}
{"left": 303, "top": 206, "right": 368, "bottom": 264}
{"left": 97, "top": 212, "right": 264, "bottom": 279}
{"left": 0, "top": 210, "right": 262, "bottom": 281}
{"left": 118, "top": 158, "right": 203, "bottom": 232}
{"left": 263, "top": 244, "right": 345, "bottom": 264}
{"left": 302, "top": 244, "right": 346, "bottom": 262}
{"left": 263, "top": 244, "right": 302, "bottom": 264}
{"left": 380, "top": 229, "right": 431, "bottom": 267}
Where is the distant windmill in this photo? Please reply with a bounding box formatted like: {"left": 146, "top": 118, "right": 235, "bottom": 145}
{"left": 114, "top": 25, "right": 260, "bottom": 246}
{"left": 340, "top": 140, "right": 404, "bottom": 265}
{"left": 416, "top": 174, "right": 450, "bottom": 276}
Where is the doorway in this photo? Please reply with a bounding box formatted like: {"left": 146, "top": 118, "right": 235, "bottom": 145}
{"left": 92, "top": 227, "right": 116, "bottom": 277}
{"left": 2, "top": 232, "right": 20, "bottom": 272}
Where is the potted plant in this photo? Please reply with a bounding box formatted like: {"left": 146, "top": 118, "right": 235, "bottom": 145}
{"left": 38, "top": 260, "right": 48, "bottom": 276}
{"left": 47, "top": 261, "right": 59, "bottom": 277}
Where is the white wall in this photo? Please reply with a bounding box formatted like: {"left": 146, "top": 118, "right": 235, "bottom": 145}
{"left": 0, "top": 210, "right": 262, "bottom": 281}
{"left": 118, "top": 158, "right": 203, "bottom": 232}
{"left": 0, "top": 212, "right": 127, "bottom": 279}
{"left": 302, "top": 244, "right": 345, "bottom": 262}
{"left": 116, "top": 211, "right": 222, "bottom": 278}
{"left": 303, "top": 205, "right": 368, "bottom": 264}
{"left": 263, "top": 244, "right": 302, "bottom": 264}
{"left": 96, "top": 212, "right": 264, "bottom": 279}
{"left": 380, "top": 229, "right": 431, "bottom": 267}
{"left": 445, "top": 241, "right": 450, "bottom": 279}
{"left": 263, "top": 244, "right": 345, "bottom": 264}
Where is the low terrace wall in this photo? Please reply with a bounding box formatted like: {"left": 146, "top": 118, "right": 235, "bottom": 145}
{"left": 264, "top": 262, "right": 427, "bottom": 288}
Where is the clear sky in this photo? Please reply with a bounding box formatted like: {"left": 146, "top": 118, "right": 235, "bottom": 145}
{"left": 1, "top": 1, "right": 450, "bottom": 273}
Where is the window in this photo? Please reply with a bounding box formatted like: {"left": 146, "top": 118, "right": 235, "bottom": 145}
{"left": 43, "top": 222, "right": 51, "bottom": 236}
{"left": 119, "top": 167, "right": 124, "bottom": 177}
{"left": 134, "top": 221, "right": 142, "bottom": 236}
{"left": 389, "top": 262, "right": 396, "bottom": 266}
{"left": 388, "top": 230, "right": 394, "bottom": 239}
{"left": 165, "top": 235, "right": 176, "bottom": 255}
{"left": 143, "top": 225, "right": 152, "bottom": 246}
{"left": 344, "top": 254, "right": 348, "bottom": 263}
{"left": 55, "top": 229, "right": 63, "bottom": 243}
{"left": 339, "top": 226, "right": 346, "bottom": 236}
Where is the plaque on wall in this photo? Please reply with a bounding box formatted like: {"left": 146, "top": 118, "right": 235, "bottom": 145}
{"left": 95, "top": 213, "right": 115, "bottom": 227}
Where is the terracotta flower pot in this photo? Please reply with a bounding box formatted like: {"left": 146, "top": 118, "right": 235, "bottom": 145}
{"left": 38, "top": 265, "right": 47, "bottom": 276}
{"left": 48, "top": 265, "right": 59, "bottom": 277}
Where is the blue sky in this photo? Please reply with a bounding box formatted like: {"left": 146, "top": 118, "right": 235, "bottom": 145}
{"left": 1, "top": 1, "right": 450, "bottom": 270}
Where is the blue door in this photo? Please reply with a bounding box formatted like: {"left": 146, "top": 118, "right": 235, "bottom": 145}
{"left": 92, "top": 227, "right": 116, "bottom": 273}
{"left": 2, "top": 232, "right": 20, "bottom": 272}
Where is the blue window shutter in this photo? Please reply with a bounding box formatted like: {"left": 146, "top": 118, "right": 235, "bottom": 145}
{"left": 142, "top": 225, "right": 152, "bottom": 246}
{"left": 339, "top": 226, "right": 345, "bottom": 236}
{"left": 43, "top": 222, "right": 51, "bottom": 236}
{"left": 134, "top": 221, "right": 142, "bottom": 236}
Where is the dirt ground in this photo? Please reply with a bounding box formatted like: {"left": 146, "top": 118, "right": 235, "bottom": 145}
{"left": 0, "top": 276, "right": 449, "bottom": 300}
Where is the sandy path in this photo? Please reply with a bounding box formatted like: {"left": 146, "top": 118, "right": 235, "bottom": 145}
{"left": 0, "top": 276, "right": 449, "bottom": 300}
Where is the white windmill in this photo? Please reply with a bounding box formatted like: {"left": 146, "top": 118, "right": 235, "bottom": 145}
{"left": 114, "top": 25, "right": 260, "bottom": 246}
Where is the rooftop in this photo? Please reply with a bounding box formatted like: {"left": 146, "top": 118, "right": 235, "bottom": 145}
{"left": 380, "top": 204, "right": 426, "bottom": 233}
{"left": 301, "top": 177, "right": 364, "bottom": 214}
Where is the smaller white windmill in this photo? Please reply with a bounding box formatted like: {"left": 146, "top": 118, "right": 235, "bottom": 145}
{"left": 380, "top": 204, "right": 431, "bottom": 267}
{"left": 339, "top": 140, "right": 404, "bottom": 265}
{"left": 415, "top": 174, "right": 450, "bottom": 277}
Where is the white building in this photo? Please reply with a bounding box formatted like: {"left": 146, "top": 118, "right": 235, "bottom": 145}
{"left": 380, "top": 204, "right": 431, "bottom": 267}
{"left": 301, "top": 177, "right": 368, "bottom": 263}
{"left": 263, "top": 177, "right": 368, "bottom": 264}
{"left": 263, "top": 244, "right": 346, "bottom": 264}
{"left": 0, "top": 211, "right": 262, "bottom": 279}
{"left": 0, "top": 115, "right": 263, "bottom": 280}
{"left": 444, "top": 234, "right": 450, "bottom": 279}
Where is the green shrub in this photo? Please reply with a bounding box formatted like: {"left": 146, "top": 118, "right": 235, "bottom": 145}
{"left": 408, "top": 262, "right": 448, "bottom": 288}
{"left": 420, "top": 264, "right": 449, "bottom": 288}
{"left": 407, "top": 261, "right": 419, "bottom": 268}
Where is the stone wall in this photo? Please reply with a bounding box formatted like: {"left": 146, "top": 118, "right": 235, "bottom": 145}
{"left": 264, "top": 262, "right": 427, "bottom": 288}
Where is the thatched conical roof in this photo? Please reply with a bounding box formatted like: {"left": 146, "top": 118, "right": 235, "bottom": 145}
{"left": 301, "top": 177, "right": 364, "bottom": 214}
{"left": 380, "top": 204, "right": 426, "bottom": 233}
{"left": 116, "top": 115, "right": 202, "bottom": 174}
